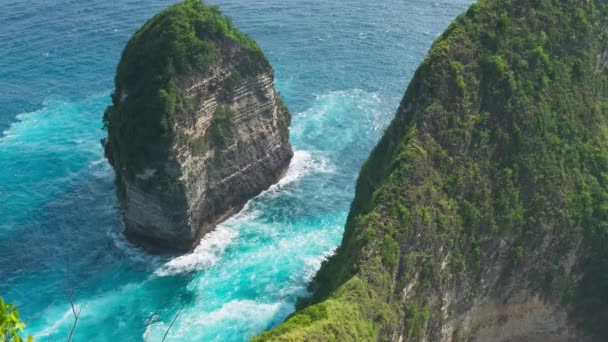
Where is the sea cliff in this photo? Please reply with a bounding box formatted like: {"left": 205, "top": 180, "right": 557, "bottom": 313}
{"left": 256, "top": 0, "right": 608, "bottom": 340}
{"left": 103, "top": 0, "right": 293, "bottom": 251}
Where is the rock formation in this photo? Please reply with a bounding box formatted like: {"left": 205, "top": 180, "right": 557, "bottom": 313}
{"left": 256, "top": 0, "right": 608, "bottom": 340}
{"left": 103, "top": 0, "right": 293, "bottom": 252}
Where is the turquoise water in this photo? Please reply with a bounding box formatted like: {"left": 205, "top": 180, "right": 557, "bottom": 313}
{"left": 0, "top": 0, "right": 471, "bottom": 340}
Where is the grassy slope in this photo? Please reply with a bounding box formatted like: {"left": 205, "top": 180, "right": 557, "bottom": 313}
{"left": 255, "top": 0, "right": 608, "bottom": 340}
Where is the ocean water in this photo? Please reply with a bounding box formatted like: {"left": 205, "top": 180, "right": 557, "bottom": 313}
{"left": 0, "top": 0, "right": 472, "bottom": 340}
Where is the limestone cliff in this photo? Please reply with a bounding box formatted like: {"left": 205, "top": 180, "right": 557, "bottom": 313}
{"left": 103, "top": 0, "right": 292, "bottom": 251}
{"left": 256, "top": 0, "right": 608, "bottom": 341}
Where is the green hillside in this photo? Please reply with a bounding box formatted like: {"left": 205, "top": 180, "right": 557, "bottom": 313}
{"left": 255, "top": 0, "right": 608, "bottom": 340}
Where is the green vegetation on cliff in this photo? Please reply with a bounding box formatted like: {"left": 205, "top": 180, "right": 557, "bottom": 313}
{"left": 103, "top": 0, "right": 268, "bottom": 180}
{"left": 256, "top": 0, "right": 608, "bottom": 340}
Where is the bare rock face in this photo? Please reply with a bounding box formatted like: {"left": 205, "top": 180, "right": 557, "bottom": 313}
{"left": 103, "top": 1, "right": 292, "bottom": 251}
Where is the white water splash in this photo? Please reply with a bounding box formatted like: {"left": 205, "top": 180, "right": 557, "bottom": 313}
{"left": 34, "top": 303, "right": 83, "bottom": 339}
{"left": 266, "top": 150, "right": 335, "bottom": 193}
{"left": 154, "top": 224, "right": 240, "bottom": 277}
{"left": 154, "top": 150, "right": 334, "bottom": 276}
{"left": 143, "top": 299, "right": 291, "bottom": 342}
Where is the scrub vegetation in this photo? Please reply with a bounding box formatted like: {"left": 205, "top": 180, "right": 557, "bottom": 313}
{"left": 0, "top": 298, "right": 31, "bottom": 342}
{"left": 255, "top": 0, "right": 608, "bottom": 340}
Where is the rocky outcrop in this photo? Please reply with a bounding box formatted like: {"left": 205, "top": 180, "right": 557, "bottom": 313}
{"left": 103, "top": 1, "right": 292, "bottom": 251}
{"left": 255, "top": 0, "right": 608, "bottom": 341}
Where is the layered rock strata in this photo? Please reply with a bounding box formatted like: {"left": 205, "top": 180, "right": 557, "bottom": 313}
{"left": 103, "top": 0, "right": 292, "bottom": 251}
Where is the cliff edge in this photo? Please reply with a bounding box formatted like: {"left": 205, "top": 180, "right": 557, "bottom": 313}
{"left": 103, "top": 0, "right": 293, "bottom": 252}
{"left": 256, "top": 0, "right": 608, "bottom": 340}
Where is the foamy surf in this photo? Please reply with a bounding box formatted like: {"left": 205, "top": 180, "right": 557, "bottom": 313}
{"left": 154, "top": 149, "right": 334, "bottom": 276}
{"left": 267, "top": 150, "right": 335, "bottom": 192}
{"left": 154, "top": 225, "right": 240, "bottom": 277}
{"left": 33, "top": 307, "right": 74, "bottom": 339}
{"left": 143, "top": 300, "right": 291, "bottom": 342}
{"left": 153, "top": 205, "right": 263, "bottom": 276}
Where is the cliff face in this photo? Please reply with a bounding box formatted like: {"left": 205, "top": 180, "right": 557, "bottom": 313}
{"left": 256, "top": 0, "right": 608, "bottom": 341}
{"left": 103, "top": 0, "right": 292, "bottom": 251}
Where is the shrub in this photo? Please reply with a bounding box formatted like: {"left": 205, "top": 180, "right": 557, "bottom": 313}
{"left": 0, "top": 298, "right": 32, "bottom": 342}
{"left": 209, "top": 106, "right": 234, "bottom": 147}
{"left": 380, "top": 235, "right": 399, "bottom": 268}
{"left": 481, "top": 55, "right": 506, "bottom": 78}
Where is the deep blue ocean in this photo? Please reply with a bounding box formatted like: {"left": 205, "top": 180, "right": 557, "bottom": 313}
{"left": 0, "top": 0, "right": 471, "bottom": 340}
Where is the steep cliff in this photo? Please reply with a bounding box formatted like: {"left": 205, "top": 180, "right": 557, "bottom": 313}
{"left": 103, "top": 0, "right": 292, "bottom": 251}
{"left": 256, "top": 0, "right": 608, "bottom": 340}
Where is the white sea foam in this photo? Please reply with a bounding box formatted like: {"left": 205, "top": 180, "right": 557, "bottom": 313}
{"left": 279, "top": 150, "right": 316, "bottom": 186}
{"left": 142, "top": 322, "right": 159, "bottom": 341}
{"left": 154, "top": 149, "right": 333, "bottom": 276}
{"left": 0, "top": 109, "right": 40, "bottom": 142}
{"left": 88, "top": 158, "right": 106, "bottom": 166}
{"left": 192, "top": 300, "right": 286, "bottom": 327}
{"left": 265, "top": 150, "right": 334, "bottom": 194}
{"left": 143, "top": 300, "right": 291, "bottom": 341}
{"left": 289, "top": 89, "right": 388, "bottom": 155}
{"left": 153, "top": 206, "right": 262, "bottom": 276}
{"left": 154, "top": 226, "right": 238, "bottom": 277}
{"left": 302, "top": 253, "right": 327, "bottom": 282}
{"left": 34, "top": 306, "right": 77, "bottom": 338}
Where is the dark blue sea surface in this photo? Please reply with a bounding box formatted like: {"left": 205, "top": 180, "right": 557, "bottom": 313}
{"left": 0, "top": 0, "right": 471, "bottom": 340}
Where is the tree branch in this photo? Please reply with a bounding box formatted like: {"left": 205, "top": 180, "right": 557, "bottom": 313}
{"left": 161, "top": 305, "right": 183, "bottom": 342}
{"left": 66, "top": 287, "right": 81, "bottom": 342}
{"left": 64, "top": 258, "right": 81, "bottom": 342}
{"left": 161, "top": 275, "right": 202, "bottom": 341}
